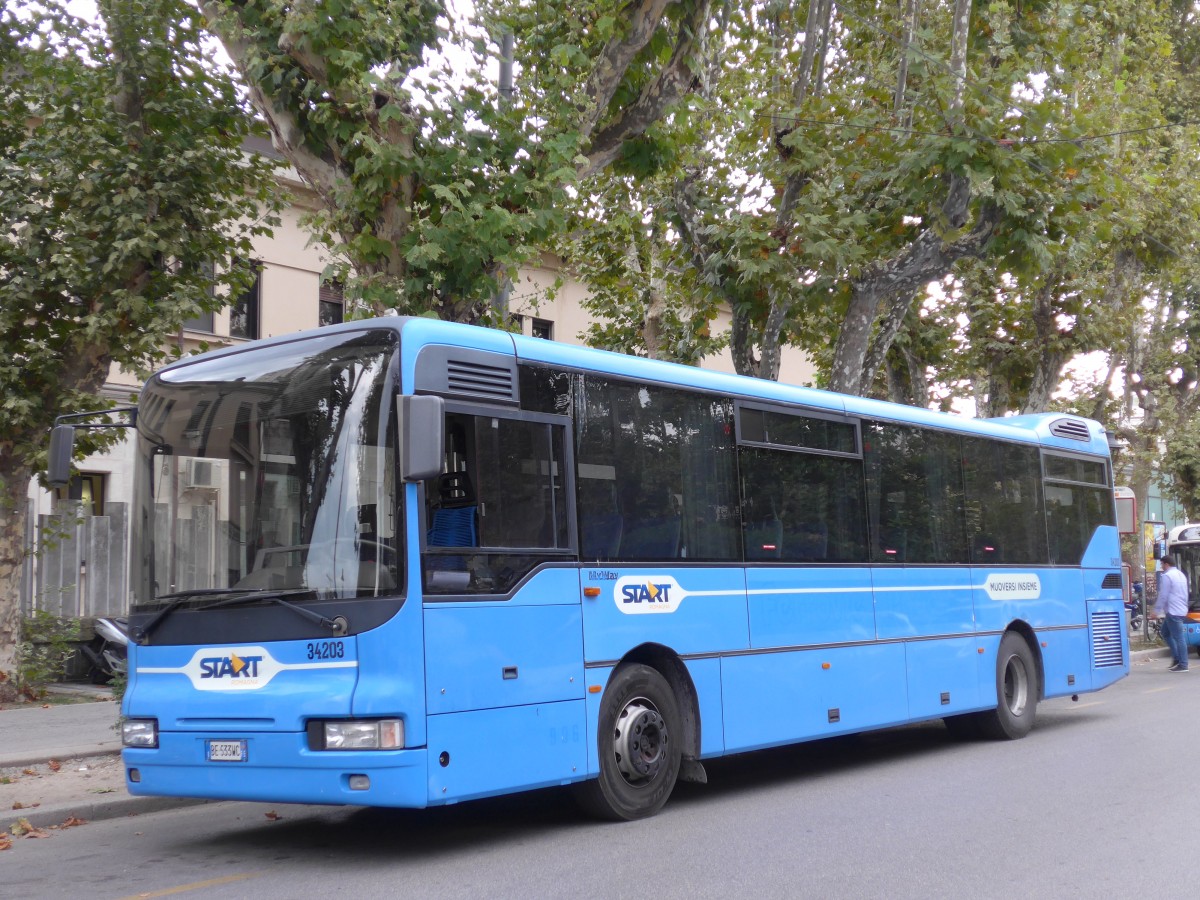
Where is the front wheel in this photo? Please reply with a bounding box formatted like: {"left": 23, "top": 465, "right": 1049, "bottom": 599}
{"left": 976, "top": 633, "right": 1038, "bottom": 740}
{"left": 573, "top": 663, "right": 682, "bottom": 821}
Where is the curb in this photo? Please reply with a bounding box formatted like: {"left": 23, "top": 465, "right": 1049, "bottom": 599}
{"left": 12, "top": 794, "right": 215, "bottom": 832}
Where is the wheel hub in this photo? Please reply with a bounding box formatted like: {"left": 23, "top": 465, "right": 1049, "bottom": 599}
{"left": 614, "top": 700, "right": 668, "bottom": 782}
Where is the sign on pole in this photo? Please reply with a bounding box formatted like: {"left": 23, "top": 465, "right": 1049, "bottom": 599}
{"left": 1114, "top": 487, "right": 1136, "bottom": 535}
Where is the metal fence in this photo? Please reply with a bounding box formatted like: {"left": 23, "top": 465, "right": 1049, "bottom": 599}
{"left": 21, "top": 500, "right": 129, "bottom": 618}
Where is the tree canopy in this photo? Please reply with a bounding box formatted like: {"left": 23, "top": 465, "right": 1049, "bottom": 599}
{"left": 200, "top": 0, "right": 717, "bottom": 323}
{"left": 0, "top": 0, "right": 280, "bottom": 699}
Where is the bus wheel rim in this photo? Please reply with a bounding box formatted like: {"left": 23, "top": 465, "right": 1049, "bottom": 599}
{"left": 1003, "top": 654, "right": 1029, "bottom": 716}
{"left": 613, "top": 698, "right": 667, "bottom": 784}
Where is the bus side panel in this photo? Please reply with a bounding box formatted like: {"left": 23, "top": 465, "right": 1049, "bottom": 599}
{"left": 584, "top": 664, "right": 615, "bottom": 778}
{"left": 872, "top": 567, "right": 974, "bottom": 639}
{"left": 1036, "top": 627, "right": 1092, "bottom": 697}
{"left": 353, "top": 599, "right": 428, "bottom": 746}
{"left": 504, "top": 567, "right": 585, "bottom": 607}
{"left": 904, "top": 636, "right": 982, "bottom": 718}
{"left": 425, "top": 605, "right": 584, "bottom": 714}
{"left": 720, "top": 644, "right": 907, "bottom": 753}
{"left": 721, "top": 651, "right": 827, "bottom": 752}
{"left": 580, "top": 567, "right": 747, "bottom": 662}
{"left": 746, "top": 567, "right": 873, "bottom": 649}
{"left": 426, "top": 701, "right": 586, "bottom": 803}
{"left": 1082, "top": 525, "right": 1122, "bottom": 569}
{"left": 972, "top": 567, "right": 1079, "bottom": 634}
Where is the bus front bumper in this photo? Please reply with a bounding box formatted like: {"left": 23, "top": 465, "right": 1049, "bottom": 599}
{"left": 123, "top": 731, "right": 429, "bottom": 808}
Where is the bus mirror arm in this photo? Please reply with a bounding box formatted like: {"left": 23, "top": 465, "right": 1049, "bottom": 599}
{"left": 399, "top": 394, "right": 445, "bottom": 482}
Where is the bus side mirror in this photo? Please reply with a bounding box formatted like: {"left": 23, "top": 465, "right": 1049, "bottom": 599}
{"left": 48, "top": 424, "right": 76, "bottom": 487}
{"left": 399, "top": 395, "right": 445, "bottom": 482}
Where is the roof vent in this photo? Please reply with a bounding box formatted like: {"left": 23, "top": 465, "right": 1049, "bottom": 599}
{"left": 414, "top": 345, "right": 519, "bottom": 405}
{"left": 446, "top": 359, "right": 515, "bottom": 401}
{"left": 1049, "top": 418, "right": 1091, "bottom": 442}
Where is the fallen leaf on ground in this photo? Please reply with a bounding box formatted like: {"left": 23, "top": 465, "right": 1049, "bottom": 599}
{"left": 47, "top": 760, "right": 61, "bottom": 772}
{"left": 264, "top": 811, "right": 283, "bottom": 821}
{"left": 0, "top": 835, "right": 11, "bottom": 851}
{"left": 89, "top": 787, "right": 116, "bottom": 794}
{"left": 21, "top": 769, "right": 36, "bottom": 777}
{"left": 11, "top": 817, "right": 50, "bottom": 838}
{"left": 60, "top": 816, "right": 87, "bottom": 828}
{"left": 11, "top": 802, "right": 24, "bottom": 810}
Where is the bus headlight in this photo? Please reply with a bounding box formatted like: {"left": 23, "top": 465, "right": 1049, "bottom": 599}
{"left": 317, "top": 719, "right": 404, "bottom": 750}
{"left": 122, "top": 718, "right": 159, "bottom": 749}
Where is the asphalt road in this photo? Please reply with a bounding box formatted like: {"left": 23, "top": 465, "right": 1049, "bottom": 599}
{"left": 4, "top": 656, "right": 1190, "bottom": 899}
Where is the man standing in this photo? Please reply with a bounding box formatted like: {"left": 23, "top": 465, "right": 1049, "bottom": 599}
{"left": 1154, "top": 555, "right": 1191, "bottom": 672}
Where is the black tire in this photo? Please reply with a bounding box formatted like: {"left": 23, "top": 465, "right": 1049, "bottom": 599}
{"left": 573, "top": 663, "right": 682, "bottom": 821}
{"left": 976, "top": 633, "right": 1038, "bottom": 740}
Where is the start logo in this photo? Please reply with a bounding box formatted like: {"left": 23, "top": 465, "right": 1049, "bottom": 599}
{"left": 614, "top": 576, "right": 686, "bottom": 615}
{"left": 199, "top": 652, "right": 263, "bottom": 681}
{"left": 186, "top": 646, "right": 278, "bottom": 691}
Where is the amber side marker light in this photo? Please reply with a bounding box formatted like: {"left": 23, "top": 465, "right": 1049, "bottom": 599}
{"left": 588, "top": 685, "right": 602, "bottom": 694}
{"left": 583, "top": 587, "right": 601, "bottom": 598}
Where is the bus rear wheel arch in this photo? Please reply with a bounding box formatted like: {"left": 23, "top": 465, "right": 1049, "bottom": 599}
{"left": 573, "top": 662, "right": 683, "bottom": 821}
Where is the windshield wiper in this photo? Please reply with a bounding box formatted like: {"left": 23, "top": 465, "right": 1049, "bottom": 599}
{"left": 134, "top": 589, "right": 228, "bottom": 643}
{"left": 205, "top": 590, "right": 348, "bottom": 636}
{"left": 134, "top": 588, "right": 347, "bottom": 643}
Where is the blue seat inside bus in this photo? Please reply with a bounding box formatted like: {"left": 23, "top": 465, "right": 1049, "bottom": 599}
{"left": 427, "top": 471, "right": 478, "bottom": 549}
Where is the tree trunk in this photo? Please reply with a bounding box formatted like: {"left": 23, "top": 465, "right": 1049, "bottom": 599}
{"left": 0, "top": 466, "right": 31, "bottom": 702}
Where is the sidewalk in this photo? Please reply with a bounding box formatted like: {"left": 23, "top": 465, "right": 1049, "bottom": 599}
{"left": 1, "top": 645, "right": 1176, "bottom": 835}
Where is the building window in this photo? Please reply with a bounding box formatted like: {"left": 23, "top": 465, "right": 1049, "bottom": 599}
{"left": 182, "top": 261, "right": 216, "bottom": 333}
{"left": 54, "top": 473, "right": 105, "bottom": 517}
{"left": 319, "top": 280, "right": 344, "bottom": 327}
{"left": 531, "top": 318, "right": 553, "bottom": 340}
{"left": 230, "top": 261, "right": 262, "bottom": 340}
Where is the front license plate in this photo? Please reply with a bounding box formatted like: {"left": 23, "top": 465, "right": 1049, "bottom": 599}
{"left": 207, "top": 739, "right": 247, "bottom": 762}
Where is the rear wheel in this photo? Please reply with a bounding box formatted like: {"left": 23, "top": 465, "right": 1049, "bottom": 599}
{"left": 573, "top": 663, "right": 682, "bottom": 821}
{"left": 977, "top": 633, "right": 1038, "bottom": 740}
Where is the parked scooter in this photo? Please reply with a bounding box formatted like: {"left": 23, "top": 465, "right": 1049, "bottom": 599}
{"left": 80, "top": 616, "right": 129, "bottom": 684}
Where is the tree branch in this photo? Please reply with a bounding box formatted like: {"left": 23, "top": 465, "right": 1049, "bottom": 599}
{"left": 580, "top": 0, "right": 711, "bottom": 178}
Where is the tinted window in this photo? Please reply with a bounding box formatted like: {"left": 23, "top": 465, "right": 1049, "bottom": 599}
{"left": 864, "top": 422, "right": 967, "bottom": 564}
{"left": 740, "top": 447, "right": 867, "bottom": 562}
{"left": 740, "top": 407, "right": 857, "bottom": 454}
{"left": 1044, "top": 454, "right": 1108, "bottom": 485}
{"left": 576, "top": 378, "right": 739, "bottom": 561}
{"left": 424, "top": 411, "right": 571, "bottom": 594}
{"left": 962, "top": 438, "right": 1048, "bottom": 564}
{"left": 1044, "top": 453, "right": 1114, "bottom": 565}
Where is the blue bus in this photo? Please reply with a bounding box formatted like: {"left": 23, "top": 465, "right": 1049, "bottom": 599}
{"left": 70, "top": 317, "right": 1126, "bottom": 819}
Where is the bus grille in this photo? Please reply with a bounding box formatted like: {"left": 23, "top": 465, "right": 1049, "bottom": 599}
{"left": 1101, "top": 572, "right": 1123, "bottom": 590}
{"left": 1091, "top": 610, "right": 1124, "bottom": 668}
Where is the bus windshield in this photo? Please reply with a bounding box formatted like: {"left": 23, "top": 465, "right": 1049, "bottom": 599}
{"left": 130, "top": 329, "right": 400, "bottom": 611}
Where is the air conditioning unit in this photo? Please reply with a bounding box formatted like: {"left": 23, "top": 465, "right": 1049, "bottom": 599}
{"left": 184, "top": 458, "right": 216, "bottom": 489}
